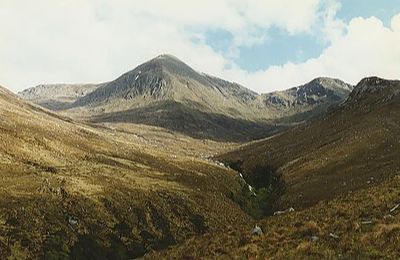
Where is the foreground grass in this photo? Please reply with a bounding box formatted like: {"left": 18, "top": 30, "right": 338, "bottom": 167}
{"left": 146, "top": 173, "right": 400, "bottom": 259}
{"left": 0, "top": 88, "right": 251, "bottom": 259}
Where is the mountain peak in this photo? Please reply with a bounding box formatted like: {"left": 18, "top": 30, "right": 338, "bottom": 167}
{"left": 309, "top": 77, "right": 353, "bottom": 91}
{"left": 154, "top": 53, "right": 180, "bottom": 61}
{"left": 146, "top": 54, "right": 189, "bottom": 68}
{"left": 346, "top": 77, "right": 400, "bottom": 104}
{"left": 74, "top": 53, "right": 258, "bottom": 109}
{"left": 263, "top": 77, "right": 352, "bottom": 109}
{"left": 356, "top": 76, "right": 398, "bottom": 88}
{"left": 128, "top": 53, "right": 200, "bottom": 81}
{"left": 354, "top": 76, "right": 399, "bottom": 94}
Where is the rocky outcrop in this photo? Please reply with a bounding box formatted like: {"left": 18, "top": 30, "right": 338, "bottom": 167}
{"left": 262, "top": 77, "right": 353, "bottom": 108}
{"left": 347, "top": 77, "right": 400, "bottom": 102}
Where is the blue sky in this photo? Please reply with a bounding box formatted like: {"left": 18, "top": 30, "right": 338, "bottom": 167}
{"left": 338, "top": 0, "right": 400, "bottom": 26}
{"left": 1, "top": 0, "right": 400, "bottom": 93}
{"left": 205, "top": 0, "right": 400, "bottom": 73}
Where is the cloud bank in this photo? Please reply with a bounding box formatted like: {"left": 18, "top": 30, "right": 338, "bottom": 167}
{"left": 0, "top": 0, "right": 399, "bottom": 93}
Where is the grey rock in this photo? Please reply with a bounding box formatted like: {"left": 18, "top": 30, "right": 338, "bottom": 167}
{"left": 252, "top": 225, "right": 263, "bottom": 235}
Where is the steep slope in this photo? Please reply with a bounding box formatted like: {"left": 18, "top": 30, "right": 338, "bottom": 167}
{"left": 0, "top": 84, "right": 251, "bottom": 259}
{"left": 74, "top": 54, "right": 260, "bottom": 117}
{"left": 19, "top": 83, "right": 102, "bottom": 110}
{"left": 218, "top": 77, "right": 400, "bottom": 211}
{"left": 148, "top": 174, "right": 400, "bottom": 259}
{"left": 147, "top": 77, "right": 400, "bottom": 258}
{"left": 20, "top": 55, "right": 352, "bottom": 141}
{"left": 69, "top": 54, "right": 272, "bottom": 141}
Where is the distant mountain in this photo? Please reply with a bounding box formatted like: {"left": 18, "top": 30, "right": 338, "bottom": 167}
{"left": 19, "top": 83, "right": 102, "bottom": 110}
{"left": 19, "top": 54, "right": 353, "bottom": 141}
{"left": 218, "top": 77, "right": 400, "bottom": 212}
{"left": 74, "top": 54, "right": 261, "bottom": 118}
{"left": 261, "top": 77, "right": 353, "bottom": 122}
{"left": 346, "top": 76, "right": 400, "bottom": 104}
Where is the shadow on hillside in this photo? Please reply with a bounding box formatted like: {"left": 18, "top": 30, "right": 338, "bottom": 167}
{"left": 37, "top": 100, "right": 75, "bottom": 111}
{"left": 273, "top": 101, "right": 342, "bottom": 125}
{"left": 228, "top": 161, "right": 286, "bottom": 218}
{"left": 90, "top": 100, "right": 284, "bottom": 142}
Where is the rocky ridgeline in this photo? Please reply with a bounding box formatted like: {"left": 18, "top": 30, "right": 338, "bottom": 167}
{"left": 18, "top": 54, "right": 355, "bottom": 141}
{"left": 19, "top": 84, "right": 100, "bottom": 101}
{"left": 348, "top": 77, "right": 400, "bottom": 102}
{"left": 262, "top": 77, "right": 353, "bottom": 108}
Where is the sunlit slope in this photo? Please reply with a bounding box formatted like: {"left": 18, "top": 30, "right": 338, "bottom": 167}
{"left": 0, "top": 85, "right": 250, "bottom": 259}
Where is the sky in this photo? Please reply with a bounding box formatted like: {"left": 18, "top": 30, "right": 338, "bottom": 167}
{"left": 0, "top": 0, "right": 399, "bottom": 93}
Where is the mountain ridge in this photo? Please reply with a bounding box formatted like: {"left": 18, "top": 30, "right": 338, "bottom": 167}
{"left": 19, "top": 54, "right": 354, "bottom": 141}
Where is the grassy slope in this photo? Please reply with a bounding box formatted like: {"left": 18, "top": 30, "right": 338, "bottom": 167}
{"left": 146, "top": 174, "right": 400, "bottom": 259}
{"left": 145, "top": 78, "right": 400, "bottom": 258}
{"left": 3, "top": 77, "right": 400, "bottom": 259}
{"left": 219, "top": 80, "right": 400, "bottom": 211}
{"left": 0, "top": 86, "right": 250, "bottom": 259}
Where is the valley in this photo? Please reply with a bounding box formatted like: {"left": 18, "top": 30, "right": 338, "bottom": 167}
{"left": 146, "top": 78, "right": 400, "bottom": 259}
{"left": 0, "top": 85, "right": 249, "bottom": 259}
{"left": 1, "top": 55, "right": 400, "bottom": 259}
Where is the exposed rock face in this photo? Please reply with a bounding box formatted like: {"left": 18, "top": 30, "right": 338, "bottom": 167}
{"left": 347, "top": 77, "right": 400, "bottom": 103}
{"left": 74, "top": 54, "right": 260, "bottom": 114}
{"left": 262, "top": 77, "right": 353, "bottom": 108}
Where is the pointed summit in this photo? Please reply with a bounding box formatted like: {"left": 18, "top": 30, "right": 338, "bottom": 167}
{"left": 154, "top": 53, "right": 181, "bottom": 60}
{"left": 73, "top": 53, "right": 256, "bottom": 108}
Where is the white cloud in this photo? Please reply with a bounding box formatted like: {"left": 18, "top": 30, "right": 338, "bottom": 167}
{"left": 0, "top": 0, "right": 321, "bottom": 92}
{"left": 0, "top": 0, "right": 399, "bottom": 94}
{"left": 319, "top": 0, "right": 346, "bottom": 43}
{"left": 243, "top": 14, "right": 400, "bottom": 92}
{"left": 392, "top": 13, "right": 400, "bottom": 32}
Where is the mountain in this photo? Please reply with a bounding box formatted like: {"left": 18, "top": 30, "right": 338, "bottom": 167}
{"left": 75, "top": 55, "right": 259, "bottom": 110}
{"left": 5, "top": 75, "right": 400, "bottom": 259}
{"left": 262, "top": 77, "right": 353, "bottom": 122}
{"left": 0, "top": 83, "right": 251, "bottom": 259}
{"left": 218, "top": 77, "right": 400, "bottom": 211}
{"left": 19, "top": 83, "right": 102, "bottom": 110}
{"left": 346, "top": 76, "right": 400, "bottom": 104}
{"left": 147, "top": 77, "right": 400, "bottom": 259}
{"left": 70, "top": 54, "right": 276, "bottom": 141}
{"left": 19, "top": 54, "right": 353, "bottom": 141}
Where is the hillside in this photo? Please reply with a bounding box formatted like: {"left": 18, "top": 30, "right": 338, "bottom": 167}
{"left": 5, "top": 75, "right": 400, "bottom": 259}
{"left": 219, "top": 77, "right": 400, "bottom": 211}
{"left": 146, "top": 77, "right": 400, "bottom": 258}
{"left": 0, "top": 84, "right": 251, "bottom": 259}
{"left": 19, "top": 55, "right": 352, "bottom": 141}
{"left": 147, "top": 174, "right": 400, "bottom": 259}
